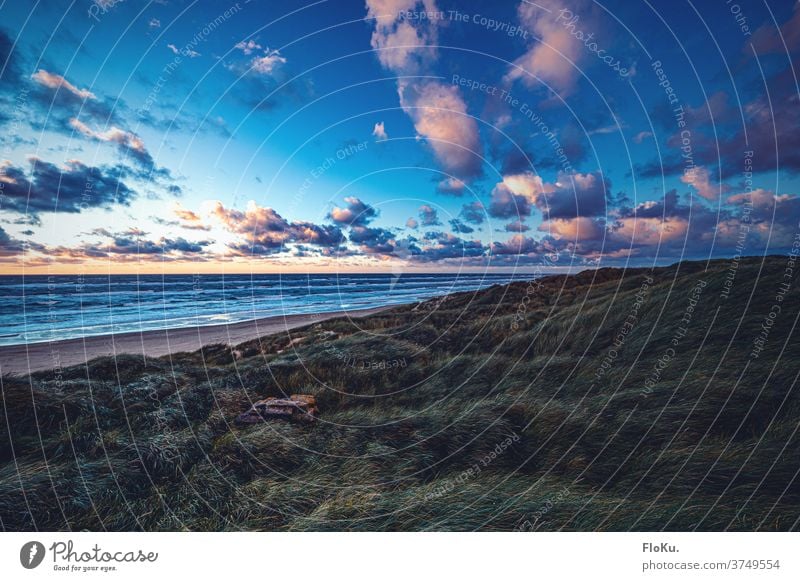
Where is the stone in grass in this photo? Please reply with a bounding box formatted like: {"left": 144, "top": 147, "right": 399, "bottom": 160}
{"left": 235, "top": 394, "right": 319, "bottom": 425}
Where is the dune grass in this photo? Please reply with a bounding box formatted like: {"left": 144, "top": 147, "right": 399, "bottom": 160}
{"left": 1, "top": 256, "right": 799, "bottom": 531}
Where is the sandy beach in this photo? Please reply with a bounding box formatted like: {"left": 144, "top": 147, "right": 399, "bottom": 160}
{"left": 0, "top": 306, "right": 392, "bottom": 375}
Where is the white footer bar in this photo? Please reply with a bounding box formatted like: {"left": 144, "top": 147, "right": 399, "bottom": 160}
{"left": 1, "top": 532, "right": 797, "bottom": 580}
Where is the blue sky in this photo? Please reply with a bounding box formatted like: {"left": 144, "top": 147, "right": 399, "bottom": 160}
{"left": 0, "top": 0, "right": 798, "bottom": 273}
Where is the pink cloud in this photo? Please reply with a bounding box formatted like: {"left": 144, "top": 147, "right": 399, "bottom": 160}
{"left": 681, "top": 166, "right": 727, "bottom": 201}
{"left": 31, "top": 70, "right": 96, "bottom": 100}
{"left": 504, "top": 0, "right": 589, "bottom": 95}
{"left": 68, "top": 118, "right": 146, "bottom": 153}
{"left": 400, "top": 81, "right": 483, "bottom": 180}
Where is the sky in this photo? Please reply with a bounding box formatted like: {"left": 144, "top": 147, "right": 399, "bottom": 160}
{"left": 0, "top": 0, "right": 798, "bottom": 274}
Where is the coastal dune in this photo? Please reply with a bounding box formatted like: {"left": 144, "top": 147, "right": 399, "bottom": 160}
{"left": 0, "top": 306, "right": 390, "bottom": 375}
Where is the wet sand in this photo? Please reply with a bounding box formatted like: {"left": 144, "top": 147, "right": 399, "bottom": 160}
{"left": 0, "top": 306, "right": 392, "bottom": 375}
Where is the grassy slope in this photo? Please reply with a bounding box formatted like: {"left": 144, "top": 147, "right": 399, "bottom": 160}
{"left": 1, "top": 256, "right": 799, "bottom": 531}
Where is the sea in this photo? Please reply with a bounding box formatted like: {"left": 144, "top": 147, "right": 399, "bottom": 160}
{"left": 0, "top": 272, "right": 532, "bottom": 346}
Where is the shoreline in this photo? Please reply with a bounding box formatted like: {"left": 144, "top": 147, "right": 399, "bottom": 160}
{"left": 0, "top": 306, "right": 393, "bottom": 375}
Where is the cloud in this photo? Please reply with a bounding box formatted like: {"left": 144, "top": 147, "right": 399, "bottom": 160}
{"left": 15, "top": 228, "right": 216, "bottom": 265}
{"left": 97, "top": 229, "right": 212, "bottom": 255}
{"left": 489, "top": 186, "right": 532, "bottom": 219}
{"left": 418, "top": 204, "right": 441, "bottom": 226}
{"left": 460, "top": 201, "right": 486, "bottom": 225}
{"left": 0, "top": 30, "right": 24, "bottom": 121}
{"left": 491, "top": 233, "right": 547, "bottom": 256}
{"left": 168, "top": 43, "right": 200, "bottom": 58}
{"left": 541, "top": 216, "right": 605, "bottom": 241}
{"left": 406, "top": 217, "right": 419, "bottom": 229}
{"left": 505, "top": 220, "right": 530, "bottom": 232}
{"left": 24, "top": 67, "right": 123, "bottom": 141}
{"left": 640, "top": 66, "right": 800, "bottom": 178}
{"left": 0, "top": 225, "right": 41, "bottom": 258}
{"left": 31, "top": 69, "right": 96, "bottom": 100}
{"left": 26, "top": 68, "right": 173, "bottom": 182}
{"left": 505, "top": 0, "right": 589, "bottom": 95}
{"left": 0, "top": 157, "right": 137, "bottom": 215}
{"left": 231, "top": 40, "right": 287, "bottom": 75}
{"left": 366, "top": 0, "right": 439, "bottom": 74}
{"left": 235, "top": 40, "right": 262, "bottom": 55}
{"left": 633, "top": 131, "right": 652, "bottom": 144}
{"left": 413, "top": 231, "right": 486, "bottom": 262}
{"left": 450, "top": 218, "right": 474, "bottom": 234}
{"left": 209, "top": 200, "right": 345, "bottom": 255}
{"left": 436, "top": 177, "right": 466, "bottom": 195}
{"left": 399, "top": 80, "right": 483, "bottom": 181}
{"left": 751, "top": 3, "right": 800, "bottom": 55}
{"left": 681, "top": 166, "right": 726, "bottom": 201}
{"left": 328, "top": 196, "right": 379, "bottom": 226}
{"left": 727, "top": 188, "right": 792, "bottom": 211}
{"left": 535, "top": 171, "right": 609, "bottom": 219}
{"left": 148, "top": 18, "right": 161, "bottom": 28}
{"left": 372, "top": 121, "right": 388, "bottom": 141}
{"left": 171, "top": 203, "right": 211, "bottom": 230}
{"left": 69, "top": 118, "right": 146, "bottom": 154}
{"left": 68, "top": 118, "right": 171, "bottom": 178}
{"left": 487, "top": 170, "right": 609, "bottom": 222}
{"left": 348, "top": 225, "right": 398, "bottom": 255}
{"left": 250, "top": 48, "right": 287, "bottom": 75}
{"left": 488, "top": 172, "right": 549, "bottom": 219}
{"left": 366, "top": 2, "right": 482, "bottom": 183}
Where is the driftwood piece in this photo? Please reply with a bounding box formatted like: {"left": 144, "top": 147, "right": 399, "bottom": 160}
{"left": 236, "top": 395, "right": 319, "bottom": 425}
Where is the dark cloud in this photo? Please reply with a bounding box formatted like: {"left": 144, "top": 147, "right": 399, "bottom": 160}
{"left": 505, "top": 220, "right": 530, "bottom": 232}
{"left": 536, "top": 171, "right": 610, "bottom": 219}
{"left": 17, "top": 68, "right": 177, "bottom": 183}
{"left": 418, "top": 204, "right": 441, "bottom": 226}
{"left": 0, "top": 28, "right": 23, "bottom": 90}
{"left": 210, "top": 201, "right": 346, "bottom": 256}
{"left": 0, "top": 158, "right": 137, "bottom": 215}
{"left": 412, "top": 231, "right": 486, "bottom": 262}
{"left": 449, "top": 218, "right": 474, "bottom": 234}
{"left": 460, "top": 201, "right": 486, "bottom": 225}
{"left": 640, "top": 62, "right": 800, "bottom": 179}
{"left": 491, "top": 234, "right": 548, "bottom": 256}
{"left": 101, "top": 231, "right": 212, "bottom": 255}
{"left": 0, "top": 225, "right": 28, "bottom": 257}
{"left": 328, "top": 196, "right": 378, "bottom": 227}
{"left": 348, "top": 225, "right": 397, "bottom": 255}
{"left": 488, "top": 186, "right": 532, "bottom": 219}
{"left": 27, "top": 69, "right": 121, "bottom": 134}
